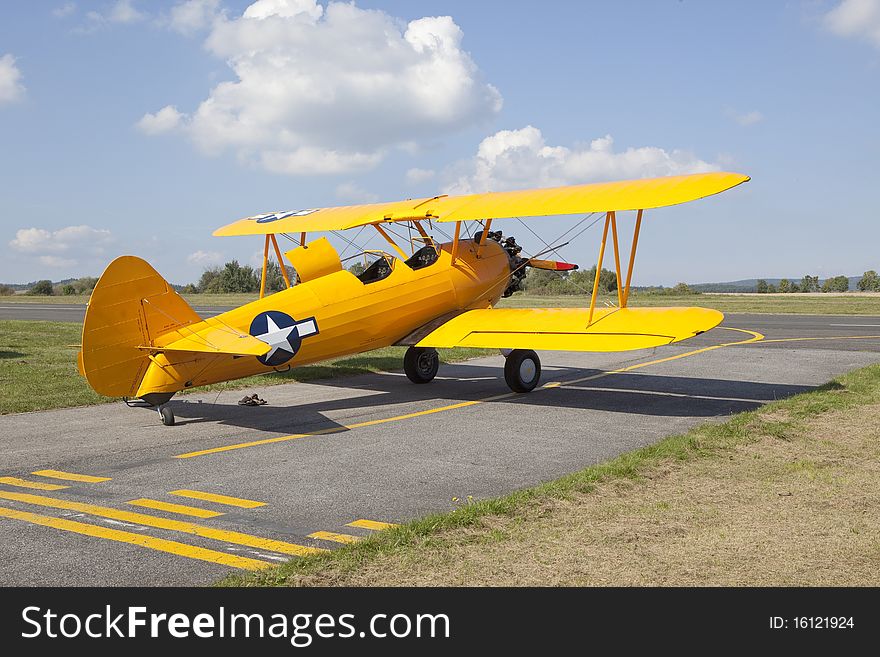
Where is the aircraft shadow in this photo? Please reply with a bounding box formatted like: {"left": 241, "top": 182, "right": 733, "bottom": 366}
{"left": 162, "top": 362, "right": 814, "bottom": 434}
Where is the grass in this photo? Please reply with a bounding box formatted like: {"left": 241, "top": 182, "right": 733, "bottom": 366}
{"left": 6, "top": 291, "right": 880, "bottom": 314}
{"left": 220, "top": 363, "right": 880, "bottom": 587}
{"left": 0, "top": 320, "right": 488, "bottom": 414}
{"left": 498, "top": 292, "right": 880, "bottom": 315}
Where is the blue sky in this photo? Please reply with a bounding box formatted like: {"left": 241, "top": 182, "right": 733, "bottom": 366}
{"left": 0, "top": 0, "right": 878, "bottom": 286}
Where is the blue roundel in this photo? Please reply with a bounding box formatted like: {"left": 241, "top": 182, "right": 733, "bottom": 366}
{"left": 249, "top": 310, "right": 301, "bottom": 367}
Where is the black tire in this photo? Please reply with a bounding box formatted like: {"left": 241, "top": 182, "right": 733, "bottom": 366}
{"left": 504, "top": 349, "right": 541, "bottom": 393}
{"left": 159, "top": 406, "right": 175, "bottom": 426}
{"left": 404, "top": 346, "right": 439, "bottom": 384}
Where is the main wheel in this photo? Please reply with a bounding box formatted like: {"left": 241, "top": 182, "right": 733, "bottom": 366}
{"left": 504, "top": 349, "right": 541, "bottom": 393}
{"left": 404, "top": 346, "right": 439, "bottom": 384}
{"left": 159, "top": 405, "right": 175, "bottom": 426}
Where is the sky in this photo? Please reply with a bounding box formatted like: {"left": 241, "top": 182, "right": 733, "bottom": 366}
{"left": 0, "top": 0, "right": 878, "bottom": 286}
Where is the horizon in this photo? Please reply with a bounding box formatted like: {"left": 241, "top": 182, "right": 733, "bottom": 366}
{"left": 2, "top": 1, "right": 879, "bottom": 285}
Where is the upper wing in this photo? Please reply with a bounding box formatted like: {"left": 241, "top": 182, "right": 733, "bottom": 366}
{"left": 214, "top": 172, "right": 749, "bottom": 236}
{"left": 415, "top": 306, "right": 723, "bottom": 352}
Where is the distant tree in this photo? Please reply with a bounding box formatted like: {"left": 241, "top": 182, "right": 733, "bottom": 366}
{"left": 822, "top": 275, "right": 849, "bottom": 293}
{"left": 29, "top": 280, "right": 54, "bottom": 296}
{"left": 72, "top": 277, "right": 98, "bottom": 294}
{"left": 197, "top": 260, "right": 260, "bottom": 293}
{"left": 672, "top": 282, "right": 693, "bottom": 295}
{"left": 347, "top": 262, "right": 366, "bottom": 276}
{"left": 61, "top": 284, "right": 76, "bottom": 295}
{"left": 790, "top": 282, "right": 800, "bottom": 292}
{"left": 767, "top": 283, "right": 777, "bottom": 293}
{"left": 0, "top": 284, "right": 14, "bottom": 296}
{"left": 574, "top": 266, "right": 617, "bottom": 294}
{"left": 778, "top": 278, "right": 791, "bottom": 293}
{"left": 264, "top": 261, "right": 296, "bottom": 293}
{"left": 756, "top": 279, "right": 768, "bottom": 294}
{"left": 522, "top": 266, "right": 617, "bottom": 296}
{"left": 800, "top": 275, "right": 819, "bottom": 293}
{"left": 857, "top": 270, "right": 880, "bottom": 292}
{"left": 179, "top": 283, "right": 197, "bottom": 294}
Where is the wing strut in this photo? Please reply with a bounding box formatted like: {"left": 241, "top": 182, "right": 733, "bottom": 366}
{"left": 622, "top": 209, "right": 643, "bottom": 306}
{"left": 587, "top": 213, "right": 611, "bottom": 325}
{"left": 587, "top": 209, "right": 645, "bottom": 324}
{"left": 259, "top": 234, "right": 293, "bottom": 299}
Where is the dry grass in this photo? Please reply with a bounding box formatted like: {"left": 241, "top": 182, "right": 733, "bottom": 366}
{"left": 293, "top": 406, "right": 879, "bottom": 587}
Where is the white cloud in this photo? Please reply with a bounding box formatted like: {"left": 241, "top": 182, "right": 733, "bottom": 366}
{"left": 261, "top": 147, "right": 383, "bottom": 176}
{"left": 167, "top": 0, "right": 223, "bottom": 35}
{"left": 825, "top": 0, "right": 880, "bottom": 47}
{"left": 187, "top": 250, "right": 225, "bottom": 266}
{"left": 81, "top": 0, "right": 146, "bottom": 31}
{"left": 142, "top": 0, "right": 502, "bottom": 175}
{"left": 104, "top": 0, "right": 145, "bottom": 23}
{"left": 728, "top": 109, "right": 764, "bottom": 126}
{"left": 444, "top": 126, "right": 718, "bottom": 194}
{"left": 52, "top": 2, "right": 77, "bottom": 18}
{"left": 39, "top": 255, "right": 77, "bottom": 268}
{"left": 9, "top": 226, "right": 113, "bottom": 265}
{"left": 136, "top": 105, "right": 185, "bottom": 135}
{"left": 335, "top": 182, "right": 379, "bottom": 204}
{"left": 0, "top": 54, "right": 25, "bottom": 105}
{"left": 406, "top": 167, "right": 436, "bottom": 184}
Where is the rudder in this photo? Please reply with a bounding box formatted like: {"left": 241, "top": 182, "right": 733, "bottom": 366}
{"left": 80, "top": 256, "right": 202, "bottom": 397}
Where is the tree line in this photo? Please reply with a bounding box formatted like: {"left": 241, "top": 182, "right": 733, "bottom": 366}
{"left": 13, "top": 263, "right": 880, "bottom": 296}
{"left": 756, "top": 271, "right": 880, "bottom": 293}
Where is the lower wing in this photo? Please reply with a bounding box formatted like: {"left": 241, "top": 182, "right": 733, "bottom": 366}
{"left": 415, "top": 307, "right": 722, "bottom": 352}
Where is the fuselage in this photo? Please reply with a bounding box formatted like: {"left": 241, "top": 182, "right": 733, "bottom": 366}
{"left": 135, "top": 238, "right": 511, "bottom": 397}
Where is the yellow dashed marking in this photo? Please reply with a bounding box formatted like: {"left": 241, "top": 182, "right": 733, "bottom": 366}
{"left": 32, "top": 469, "right": 111, "bottom": 483}
{"left": 169, "top": 489, "right": 266, "bottom": 509}
{"left": 0, "top": 505, "right": 269, "bottom": 571}
{"left": 346, "top": 519, "right": 398, "bottom": 531}
{"left": 0, "top": 476, "right": 68, "bottom": 491}
{"left": 0, "top": 491, "right": 324, "bottom": 557}
{"left": 127, "top": 498, "right": 224, "bottom": 519}
{"left": 308, "top": 530, "right": 362, "bottom": 544}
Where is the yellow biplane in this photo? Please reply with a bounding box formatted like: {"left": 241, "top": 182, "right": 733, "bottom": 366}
{"left": 78, "top": 172, "right": 748, "bottom": 425}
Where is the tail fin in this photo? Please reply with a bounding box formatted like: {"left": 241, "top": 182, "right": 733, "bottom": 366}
{"left": 80, "top": 256, "right": 201, "bottom": 397}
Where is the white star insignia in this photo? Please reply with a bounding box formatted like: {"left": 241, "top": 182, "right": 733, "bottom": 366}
{"left": 253, "top": 315, "right": 296, "bottom": 362}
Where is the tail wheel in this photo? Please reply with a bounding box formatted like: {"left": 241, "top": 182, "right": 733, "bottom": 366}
{"left": 504, "top": 349, "right": 541, "bottom": 393}
{"left": 404, "top": 346, "right": 439, "bottom": 384}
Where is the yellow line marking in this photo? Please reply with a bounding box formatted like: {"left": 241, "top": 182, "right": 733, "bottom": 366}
{"left": 0, "top": 476, "right": 68, "bottom": 491}
{"left": 0, "top": 505, "right": 269, "bottom": 571}
{"left": 308, "top": 530, "right": 362, "bottom": 544}
{"left": 174, "top": 327, "right": 766, "bottom": 459}
{"left": 746, "top": 334, "right": 880, "bottom": 344}
{"left": 169, "top": 489, "right": 266, "bottom": 509}
{"left": 0, "top": 491, "right": 325, "bottom": 557}
{"left": 347, "top": 519, "right": 399, "bottom": 531}
{"left": 32, "top": 469, "right": 111, "bottom": 483}
{"left": 127, "top": 498, "right": 224, "bottom": 519}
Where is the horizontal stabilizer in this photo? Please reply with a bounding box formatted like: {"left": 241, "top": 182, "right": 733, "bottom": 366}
{"left": 147, "top": 317, "right": 270, "bottom": 357}
{"left": 416, "top": 307, "right": 723, "bottom": 352}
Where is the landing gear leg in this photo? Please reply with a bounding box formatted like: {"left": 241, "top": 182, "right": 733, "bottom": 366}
{"left": 404, "top": 346, "right": 440, "bottom": 384}
{"left": 504, "top": 349, "right": 541, "bottom": 393}
{"left": 158, "top": 404, "right": 175, "bottom": 426}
